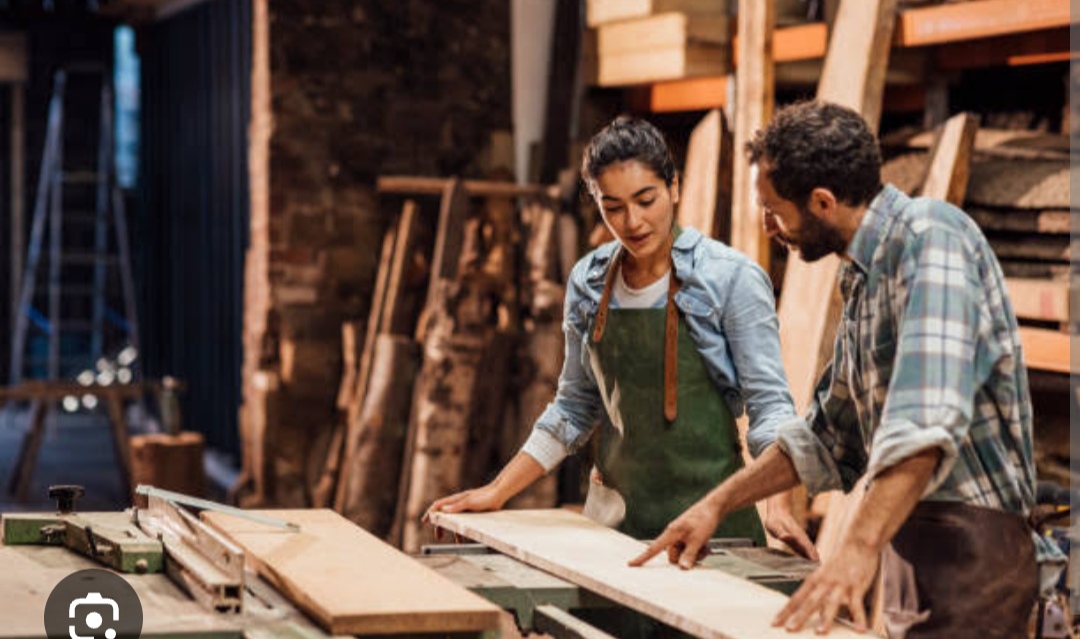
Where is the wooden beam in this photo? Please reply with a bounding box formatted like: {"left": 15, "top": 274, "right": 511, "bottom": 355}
{"left": 650, "top": 76, "right": 729, "bottom": 112}
{"left": 203, "top": 509, "right": 502, "bottom": 635}
{"left": 1006, "top": 278, "right": 1072, "bottom": 322}
{"left": 730, "top": 0, "right": 775, "bottom": 268}
{"left": 895, "top": 0, "right": 1070, "bottom": 47}
{"left": 376, "top": 176, "right": 552, "bottom": 199}
{"left": 935, "top": 27, "right": 1069, "bottom": 72}
{"left": 379, "top": 200, "right": 421, "bottom": 335}
{"left": 919, "top": 112, "right": 979, "bottom": 206}
{"left": 424, "top": 180, "right": 470, "bottom": 313}
{"left": 586, "top": 0, "right": 721, "bottom": 28}
{"left": 597, "top": 12, "right": 729, "bottom": 56}
{"left": 1019, "top": 326, "right": 1075, "bottom": 374}
{"left": 431, "top": 509, "right": 870, "bottom": 639}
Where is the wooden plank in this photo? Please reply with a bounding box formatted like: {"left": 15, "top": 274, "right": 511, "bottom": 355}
{"left": 376, "top": 175, "right": 551, "bottom": 198}
{"left": 895, "top": 0, "right": 1071, "bottom": 47}
{"left": 203, "top": 509, "right": 502, "bottom": 635}
{"left": 679, "top": 109, "right": 725, "bottom": 238}
{"left": 919, "top": 112, "right": 978, "bottom": 206}
{"left": 597, "top": 12, "right": 729, "bottom": 56}
{"left": 586, "top": 0, "right": 720, "bottom": 27}
{"left": 650, "top": 76, "right": 729, "bottom": 112}
{"left": 733, "top": 22, "right": 827, "bottom": 65}
{"left": 425, "top": 179, "right": 470, "bottom": 313}
{"left": 731, "top": 0, "right": 775, "bottom": 267}
{"left": 379, "top": 199, "right": 421, "bottom": 335}
{"left": 966, "top": 208, "right": 1073, "bottom": 235}
{"left": 779, "top": 0, "right": 898, "bottom": 416}
{"left": 598, "top": 44, "right": 729, "bottom": 87}
{"left": 1019, "top": 326, "right": 1076, "bottom": 375}
{"left": 989, "top": 235, "right": 1072, "bottom": 262}
{"left": 935, "top": 27, "right": 1070, "bottom": 72}
{"left": 1006, "top": 277, "right": 1072, "bottom": 322}
{"left": 431, "top": 510, "right": 871, "bottom": 639}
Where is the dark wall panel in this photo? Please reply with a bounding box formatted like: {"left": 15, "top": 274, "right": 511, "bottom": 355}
{"left": 138, "top": 0, "right": 250, "bottom": 456}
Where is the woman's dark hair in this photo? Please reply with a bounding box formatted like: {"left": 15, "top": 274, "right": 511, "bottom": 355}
{"left": 746, "top": 100, "right": 882, "bottom": 208}
{"left": 581, "top": 116, "right": 676, "bottom": 198}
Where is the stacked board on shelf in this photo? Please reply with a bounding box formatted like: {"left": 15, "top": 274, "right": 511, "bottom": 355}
{"left": 881, "top": 128, "right": 1074, "bottom": 375}
{"left": 587, "top": 0, "right": 730, "bottom": 87}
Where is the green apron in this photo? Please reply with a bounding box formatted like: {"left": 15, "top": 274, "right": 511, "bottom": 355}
{"left": 583, "top": 249, "right": 765, "bottom": 544}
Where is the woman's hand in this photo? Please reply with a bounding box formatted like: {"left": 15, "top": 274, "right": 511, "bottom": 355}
{"left": 424, "top": 484, "right": 507, "bottom": 522}
{"left": 765, "top": 492, "right": 819, "bottom": 561}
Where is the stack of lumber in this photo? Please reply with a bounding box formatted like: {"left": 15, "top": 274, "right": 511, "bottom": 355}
{"left": 321, "top": 177, "right": 569, "bottom": 552}
{"left": 881, "top": 128, "right": 1074, "bottom": 376}
{"left": 588, "top": 0, "right": 731, "bottom": 86}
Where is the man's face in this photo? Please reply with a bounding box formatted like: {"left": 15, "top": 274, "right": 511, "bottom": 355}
{"left": 755, "top": 164, "right": 846, "bottom": 263}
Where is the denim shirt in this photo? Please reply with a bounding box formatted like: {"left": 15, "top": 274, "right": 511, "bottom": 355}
{"left": 521, "top": 226, "right": 797, "bottom": 470}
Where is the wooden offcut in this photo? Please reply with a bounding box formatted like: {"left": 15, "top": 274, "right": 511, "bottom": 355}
{"left": 130, "top": 432, "right": 204, "bottom": 504}
{"left": 431, "top": 510, "right": 871, "bottom": 639}
{"left": 202, "top": 509, "right": 502, "bottom": 635}
{"left": 730, "top": 0, "right": 775, "bottom": 267}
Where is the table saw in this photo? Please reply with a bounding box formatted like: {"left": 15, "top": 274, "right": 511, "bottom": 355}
{"left": 0, "top": 494, "right": 815, "bottom": 639}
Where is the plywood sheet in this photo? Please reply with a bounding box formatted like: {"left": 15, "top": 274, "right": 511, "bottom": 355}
{"left": 202, "top": 509, "right": 502, "bottom": 635}
{"left": 431, "top": 509, "right": 872, "bottom": 639}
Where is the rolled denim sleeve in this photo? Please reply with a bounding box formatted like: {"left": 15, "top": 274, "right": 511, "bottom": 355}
{"left": 720, "top": 263, "right": 798, "bottom": 458}
{"left": 520, "top": 268, "right": 605, "bottom": 472}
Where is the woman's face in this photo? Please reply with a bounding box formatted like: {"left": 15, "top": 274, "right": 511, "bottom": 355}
{"left": 592, "top": 159, "right": 678, "bottom": 261}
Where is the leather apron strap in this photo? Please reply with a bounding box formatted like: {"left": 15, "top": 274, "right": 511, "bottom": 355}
{"left": 591, "top": 247, "right": 681, "bottom": 423}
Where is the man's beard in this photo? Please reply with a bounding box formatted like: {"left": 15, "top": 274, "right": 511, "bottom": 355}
{"left": 777, "top": 206, "right": 847, "bottom": 263}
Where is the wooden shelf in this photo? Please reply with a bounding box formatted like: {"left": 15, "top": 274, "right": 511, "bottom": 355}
{"left": 642, "top": 0, "right": 1072, "bottom": 113}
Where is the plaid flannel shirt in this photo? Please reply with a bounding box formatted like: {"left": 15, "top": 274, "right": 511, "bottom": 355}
{"left": 776, "top": 184, "right": 1063, "bottom": 563}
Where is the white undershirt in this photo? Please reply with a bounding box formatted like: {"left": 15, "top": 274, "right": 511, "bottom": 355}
{"left": 612, "top": 266, "right": 670, "bottom": 309}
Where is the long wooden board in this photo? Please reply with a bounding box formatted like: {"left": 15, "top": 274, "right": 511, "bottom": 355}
{"left": 203, "top": 509, "right": 502, "bottom": 635}
{"left": 1019, "top": 327, "right": 1076, "bottom": 375}
{"left": 730, "top": 0, "right": 775, "bottom": 267}
{"left": 431, "top": 510, "right": 872, "bottom": 639}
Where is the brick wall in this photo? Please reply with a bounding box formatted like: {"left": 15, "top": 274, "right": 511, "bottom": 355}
{"left": 242, "top": 0, "right": 511, "bottom": 506}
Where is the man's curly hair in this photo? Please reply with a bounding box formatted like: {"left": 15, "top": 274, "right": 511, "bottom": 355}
{"left": 746, "top": 101, "right": 882, "bottom": 209}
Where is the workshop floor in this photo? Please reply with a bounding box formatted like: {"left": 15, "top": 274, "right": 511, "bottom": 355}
{"left": 0, "top": 406, "right": 128, "bottom": 512}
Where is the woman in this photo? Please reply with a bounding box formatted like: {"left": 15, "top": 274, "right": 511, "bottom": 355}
{"left": 429, "top": 117, "right": 813, "bottom": 558}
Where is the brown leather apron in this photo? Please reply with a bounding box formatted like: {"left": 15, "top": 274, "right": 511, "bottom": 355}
{"left": 881, "top": 501, "right": 1037, "bottom": 638}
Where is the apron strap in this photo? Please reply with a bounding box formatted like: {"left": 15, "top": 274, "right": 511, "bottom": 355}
{"left": 664, "top": 269, "right": 681, "bottom": 423}
{"left": 591, "top": 245, "right": 681, "bottom": 424}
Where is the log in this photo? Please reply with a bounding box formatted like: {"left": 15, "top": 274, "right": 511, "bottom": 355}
{"left": 336, "top": 335, "right": 420, "bottom": 537}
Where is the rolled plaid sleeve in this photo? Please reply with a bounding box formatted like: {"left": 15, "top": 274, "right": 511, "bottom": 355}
{"left": 777, "top": 339, "right": 867, "bottom": 496}
{"left": 865, "top": 226, "right": 981, "bottom": 494}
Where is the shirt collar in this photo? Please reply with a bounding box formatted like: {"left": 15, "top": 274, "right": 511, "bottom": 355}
{"left": 846, "top": 184, "right": 905, "bottom": 275}
{"left": 587, "top": 225, "right": 703, "bottom": 285}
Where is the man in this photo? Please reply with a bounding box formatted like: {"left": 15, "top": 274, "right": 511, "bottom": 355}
{"left": 630, "top": 101, "right": 1061, "bottom": 637}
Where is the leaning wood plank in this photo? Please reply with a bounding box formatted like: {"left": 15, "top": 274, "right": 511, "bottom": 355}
{"left": 380, "top": 199, "right": 421, "bottom": 335}
{"left": 431, "top": 510, "right": 871, "bottom": 639}
{"left": 919, "top": 112, "right": 978, "bottom": 205}
{"left": 425, "top": 179, "right": 470, "bottom": 313}
{"left": 203, "top": 509, "right": 502, "bottom": 635}
{"left": 351, "top": 222, "right": 396, "bottom": 427}
{"left": 679, "top": 109, "right": 724, "bottom": 237}
{"left": 1019, "top": 327, "right": 1076, "bottom": 375}
{"left": 730, "top": 0, "right": 775, "bottom": 267}
{"left": 779, "top": 0, "right": 899, "bottom": 415}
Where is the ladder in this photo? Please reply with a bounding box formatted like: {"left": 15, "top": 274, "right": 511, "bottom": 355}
{"left": 8, "top": 66, "right": 140, "bottom": 386}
